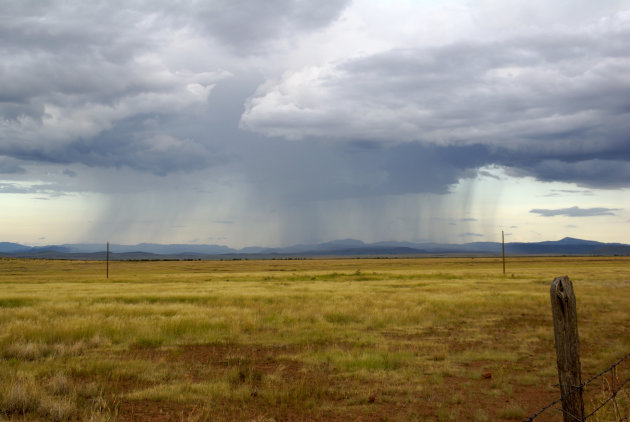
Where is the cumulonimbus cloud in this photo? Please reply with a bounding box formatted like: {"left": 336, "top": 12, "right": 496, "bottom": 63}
{"left": 0, "top": 0, "right": 353, "bottom": 175}
{"left": 241, "top": 10, "right": 630, "bottom": 187}
{"left": 243, "top": 33, "right": 630, "bottom": 145}
{"left": 0, "top": 2, "right": 237, "bottom": 174}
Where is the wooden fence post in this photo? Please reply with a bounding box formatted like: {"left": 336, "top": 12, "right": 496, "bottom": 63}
{"left": 502, "top": 230, "right": 505, "bottom": 275}
{"left": 550, "top": 276, "right": 584, "bottom": 421}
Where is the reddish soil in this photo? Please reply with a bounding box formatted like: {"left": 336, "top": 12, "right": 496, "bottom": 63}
{"left": 106, "top": 343, "right": 569, "bottom": 422}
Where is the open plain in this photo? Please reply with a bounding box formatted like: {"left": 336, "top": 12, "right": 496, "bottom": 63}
{"left": 0, "top": 256, "right": 628, "bottom": 421}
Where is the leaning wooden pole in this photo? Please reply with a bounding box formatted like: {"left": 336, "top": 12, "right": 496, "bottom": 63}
{"left": 550, "top": 276, "right": 584, "bottom": 421}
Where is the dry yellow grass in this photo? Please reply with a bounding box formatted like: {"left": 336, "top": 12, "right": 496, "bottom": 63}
{"left": 0, "top": 256, "right": 628, "bottom": 421}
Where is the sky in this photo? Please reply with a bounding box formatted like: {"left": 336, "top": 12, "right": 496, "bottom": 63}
{"left": 1, "top": 0, "right": 630, "bottom": 248}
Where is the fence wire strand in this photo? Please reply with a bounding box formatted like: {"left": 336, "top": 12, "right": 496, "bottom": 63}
{"left": 523, "top": 353, "right": 630, "bottom": 422}
{"left": 583, "top": 376, "right": 630, "bottom": 420}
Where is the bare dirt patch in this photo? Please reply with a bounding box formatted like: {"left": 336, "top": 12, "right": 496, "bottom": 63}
{"left": 112, "top": 343, "right": 565, "bottom": 421}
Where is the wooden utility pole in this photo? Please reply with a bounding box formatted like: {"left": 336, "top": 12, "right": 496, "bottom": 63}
{"left": 550, "top": 276, "right": 584, "bottom": 421}
{"left": 501, "top": 230, "right": 505, "bottom": 275}
{"left": 106, "top": 241, "right": 109, "bottom": 279}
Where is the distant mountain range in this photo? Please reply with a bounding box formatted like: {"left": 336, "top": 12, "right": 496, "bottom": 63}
{"left": 1, "top": 237, "right": 629, "bottom": 260}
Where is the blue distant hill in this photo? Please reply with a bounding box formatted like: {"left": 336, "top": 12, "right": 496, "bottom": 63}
{"left": 0, "top": 242, "right": 32, "bottom": 253}
{"left": 1, "top": 237, "right": 629, "bottom": 259}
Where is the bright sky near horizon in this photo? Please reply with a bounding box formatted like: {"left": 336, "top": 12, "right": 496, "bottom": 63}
{"left": 1, "top": 0, "right": 629, "bottom": 248}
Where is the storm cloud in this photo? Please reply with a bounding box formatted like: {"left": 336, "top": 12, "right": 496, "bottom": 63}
{"left": 3, "top": 1, "right": 630, "bottom": 187}
{"left": 189, "top": 0, "right": 351, "bottom": 51}
{"left": 241, "top": 15, "right": 630, "bottom": 188}
{"left": 0, "top": 0, "right": 349, "bottom": 175}
{"left": 0, "top": 157, "right": 25, "bottom": 174}
{"left": 1, "top": 0, "right": 629, "bottom": 246}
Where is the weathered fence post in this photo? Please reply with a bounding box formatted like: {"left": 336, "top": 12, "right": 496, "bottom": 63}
{"left": 550, "top": 276, "right": 584, "bottom": 421}
{"left": 106, "top": 241, "right": 109, "bottom": 279}
{"left": 502, "top": 230, "right": 505, "bottom": 275}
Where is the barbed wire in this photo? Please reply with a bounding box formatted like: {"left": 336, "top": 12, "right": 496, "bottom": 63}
{"left": 582, "top": 353, "right": 630, "bottom": 390}
{"left": 523, "top": 396, "right": 565, "bottom": 421}
{"left": 523, "top": 353, "right": 630, "bottom": 422}
{"left": 583, "top": 376, "right": 630, "bottom": 420}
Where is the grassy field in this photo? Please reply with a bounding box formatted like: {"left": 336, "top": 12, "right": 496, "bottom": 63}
{"left": 0, "top": 256, "right": 629, "bottom": 421}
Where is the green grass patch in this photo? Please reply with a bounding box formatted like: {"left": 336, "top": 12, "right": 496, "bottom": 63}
{"left": 0, "top": 298, "right": 37, "bottom": 308}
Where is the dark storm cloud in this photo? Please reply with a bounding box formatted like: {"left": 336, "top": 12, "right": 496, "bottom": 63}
{"left": 503, "top": 159, "right": 630, "bottom": 189}
{"left": 244, "top": 36, "right": 630, "bottom": 147}
{"left": 0, "top": 1, "right": 350, "bottom": 176}
{"left": 2, "top": 112, "right": 220, "bottom": 175}
{"left": 0, "top": 3, "right": 164, "bottom": 109}
{"left": 530, "top": 206, "right": 621, "bottom": 217}
{"left": 0, "top": 2, "right": 222, "bottom": 174}
{"left": 191, "top": 0, "right": 350, "bottom": 51}
{"left": 0, "top": 157, "right": 26, "bottom": 174}
{"left": 237, "top": 140, "right": 488, "bottom": 202}
{"left": 378, "top": 144, "right": 487, "bottom": 194}
{"left": 242, "top": 13, "right": 630, "bottom": 188}
{"left": 62, "top": 169, "right": 77, "bottom": 178}
{"left": 2, "top": 0, "right": 630, "bottom": 208}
